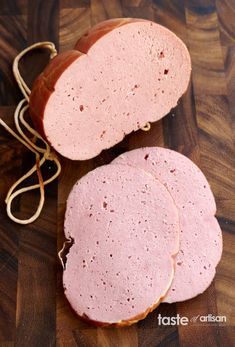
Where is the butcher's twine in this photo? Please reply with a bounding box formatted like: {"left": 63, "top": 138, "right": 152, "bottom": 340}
{"left": 0, "top": 41, "right": 150, "bottom": 225}
{"left": 0, "top": 42, "right": 61, "bottom": 224}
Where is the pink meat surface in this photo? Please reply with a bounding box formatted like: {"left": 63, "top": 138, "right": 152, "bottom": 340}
{"left": 40, "top": 20, "right": 191, "bottom": 160}
{"left": 112, "top": 147, "right": 223, "bottom": 303}
{"left": 63, "top": 164, "right": 180, "bottom": 325}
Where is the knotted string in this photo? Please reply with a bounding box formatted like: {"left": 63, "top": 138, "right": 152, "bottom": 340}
{"left": 0, "top": 42, "right": 61, "bottom": 224}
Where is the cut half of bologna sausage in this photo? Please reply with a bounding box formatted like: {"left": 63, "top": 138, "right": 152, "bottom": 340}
{"left": 63, "top": 164, "right": 180, "bottom": 326}
{"left": 112, "top": 147, "right": 223, "bottom": 303}
{"left": 29, "top": 18, "right": 191, "bottom": 160}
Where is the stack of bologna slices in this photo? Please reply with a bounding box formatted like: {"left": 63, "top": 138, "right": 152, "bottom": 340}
{"left": 63, "top": 148, "right": 222, "bottom": 326}
{"left": 29, "top": 19, "right": 223, "bottom": 326}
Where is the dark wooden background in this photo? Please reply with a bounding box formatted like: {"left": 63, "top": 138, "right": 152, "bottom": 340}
{"left": 0, "top": 0, "right": 234, "bottom": 346}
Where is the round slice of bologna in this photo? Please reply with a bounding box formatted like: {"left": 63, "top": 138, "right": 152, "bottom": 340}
{"left": 63, "top": 164, "right": 180, "bottom": 326}
{"left": 112, "top": 148, "right": 223, "bottom": 303}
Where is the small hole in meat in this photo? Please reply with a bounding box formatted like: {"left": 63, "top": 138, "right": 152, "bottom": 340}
{"left": 100, "top": 130, "right": 106, "bottom": 138}
{"left": 110, "top": 209, "right": 114, "bottom": 213}
{"left": 170, "top": 169, "right": 176, "bottom": 173}
{"left": 79, "top": 105, "right": 84, "bottom": 112}
{"left": 161, "top": 90, "right": 164, "bottom": 94}
{"left": 160, "top": 51, "right": 164, "bottom": 58}
{"left": 110, "top": 254, "right": 113, "bottom": 257}
{"left": 103, "top": 202, "right": 107, "bottom": 209}
{"left": 177, "top": 262, "right": 182, "bottom": 266}
{"left": 144, "top": 154, "right": 149, "bottom": 160}
{"left": 164, "top": 69, "right": 169, "bottom": 75}
{"left": 89, "top": 213, "right": 92, "bottom": 217}
{"left": 127, "top": 298, "right": 130, "bottom": 302}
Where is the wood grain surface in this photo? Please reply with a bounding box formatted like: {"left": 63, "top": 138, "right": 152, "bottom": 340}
{"left": 0, "top": 1, "right": 234, "bottom": 346}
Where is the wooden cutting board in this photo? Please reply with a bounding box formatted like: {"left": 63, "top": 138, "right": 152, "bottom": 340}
{"left": 0, "top": 1, "right": 234, "bottom": 346}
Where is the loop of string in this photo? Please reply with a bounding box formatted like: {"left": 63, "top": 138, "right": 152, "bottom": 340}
{"left": 141, "top": 122, "right": 151, "bottom": 131}
{"left": 0, "top": 41, "right": 61, "bottom": 225}
{"left": 12, "top": 41, "right": 57, "bottom": 101}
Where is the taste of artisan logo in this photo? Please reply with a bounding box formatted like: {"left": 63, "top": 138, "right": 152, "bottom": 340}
{"left": 158, "top": 313, "right": 227, "bottom": 326}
